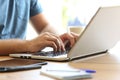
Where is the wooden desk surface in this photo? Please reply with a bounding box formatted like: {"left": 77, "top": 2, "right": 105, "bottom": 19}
{"left": 0, "top": 52, "right": 120, "bottom": 80}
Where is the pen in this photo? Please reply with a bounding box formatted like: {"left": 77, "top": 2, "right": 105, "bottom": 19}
{"left": 46, "top": 69, "right": 96, "bottom": 73}
{"left": 83, "top": 69, "right": 96, "bottom": 73}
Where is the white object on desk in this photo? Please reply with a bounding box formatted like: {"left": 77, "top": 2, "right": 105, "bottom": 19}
{"left": 40, "top": 68, "right": 92, "bottom": 80}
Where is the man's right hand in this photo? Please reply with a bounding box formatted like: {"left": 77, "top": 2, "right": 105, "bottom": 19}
{"left": 27, "top": 32, "right": 65, "bottom": 53}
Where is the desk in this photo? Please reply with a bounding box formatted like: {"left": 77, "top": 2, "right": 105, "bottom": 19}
{"left": 0, "top": 52, "right": 120, "bottom": 80}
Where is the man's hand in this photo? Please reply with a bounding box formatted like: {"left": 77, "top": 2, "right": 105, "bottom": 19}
{"left": 27, "top": 32, "right": 65, "bottom": 52}
{"left": 60, "top": 32, "right": 79, "bottom": 48}
{"left": 27, "top": 32, "right": 79, "bottom": 53}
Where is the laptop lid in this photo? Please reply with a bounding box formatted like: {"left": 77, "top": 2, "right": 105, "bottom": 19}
{"left": 10, "top": 6, "right": 120, "bottom": 61}
{"left": 67, "top": 6, "right": 120, "bottom": 60}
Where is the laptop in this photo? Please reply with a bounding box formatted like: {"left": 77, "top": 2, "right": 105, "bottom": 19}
{"left": 10, "top": 6, "right": 120, "bottom": 61}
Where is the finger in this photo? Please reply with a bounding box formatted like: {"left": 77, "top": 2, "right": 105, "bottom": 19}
{"left": 70, "top": 32, "right": 79, "bottom": 41}
{"left": 47, "top": 37, "right": 61, "bottom": 51}
{"left": 49, "top": 33, "right": 65, "bottom": 51}
{"left": 45, "top": 41, "right": 58, "bottom": 52}
{"left": 42, "top": 32, "right": 60, "bottom": 51}
{"left": 66, "top": 33, "right": 75, "bottom": 47}
{"left": 43, "top": 32, "right": 65, "bottom": 51}
{"left": 45, "top": 33, "right": 63, "bottom": 52}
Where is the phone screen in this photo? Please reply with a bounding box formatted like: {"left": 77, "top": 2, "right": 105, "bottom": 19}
{"left": 0, "top": 58, "right": 47, "bottom": 67}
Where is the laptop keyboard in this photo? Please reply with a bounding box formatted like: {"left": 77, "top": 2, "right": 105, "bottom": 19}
{"left": 34, "top": 47, "right": 71, "bottom": 57}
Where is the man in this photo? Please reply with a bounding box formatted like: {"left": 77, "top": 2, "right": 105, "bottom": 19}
{"left": 0, "top": 0, "right": 78, "bottom": 55}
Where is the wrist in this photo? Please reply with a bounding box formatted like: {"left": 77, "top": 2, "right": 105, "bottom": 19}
{"left": 24, "top": 40, "right": 33, "bottom": 52}
{"left": 25, "top": 40, "right": 37, "bottom": 53}
{"left": 13, "top": 40, "right": 32, "bottom": 53}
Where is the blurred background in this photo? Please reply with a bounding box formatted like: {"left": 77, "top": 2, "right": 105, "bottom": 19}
{"left": 26, "top": 0, "right": 120, "bottom": 39}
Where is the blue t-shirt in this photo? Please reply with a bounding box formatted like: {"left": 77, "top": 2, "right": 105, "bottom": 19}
{"left": 0, "top": 0, "right": 42, "bottom": 39}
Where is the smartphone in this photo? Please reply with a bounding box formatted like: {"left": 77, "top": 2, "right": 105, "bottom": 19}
{"left": 0, "top": 58, "right": 47, "bottom": 72}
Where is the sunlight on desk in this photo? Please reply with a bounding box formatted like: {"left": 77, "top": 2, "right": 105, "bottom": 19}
{"left": 109, "top": 41, "right": 120, "bottom": 59}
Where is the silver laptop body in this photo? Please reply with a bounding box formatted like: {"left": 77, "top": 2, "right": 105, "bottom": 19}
{"left": 10, "top": 6, "right": 120, "bottom": 61}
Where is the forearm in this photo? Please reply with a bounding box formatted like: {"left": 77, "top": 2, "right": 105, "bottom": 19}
{"left": 40, "top": 24, "right": 65, "bottom": 35}
{"left": 30, "top": 13, "right": 66, "bottom": 36}
{"left": 0, "top": 39, "right": 29, "bottom": 55}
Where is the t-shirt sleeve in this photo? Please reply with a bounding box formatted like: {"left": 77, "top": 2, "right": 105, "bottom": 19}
{"left": 30, "top": 0, "right": 43, "bottom": 17}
